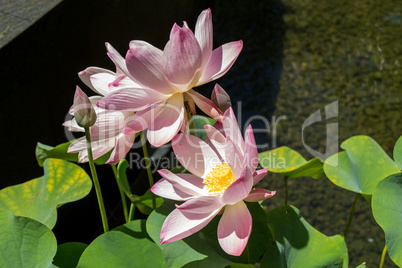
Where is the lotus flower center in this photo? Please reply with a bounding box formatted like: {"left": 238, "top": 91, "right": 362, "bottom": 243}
{"left": 203, "top": 163, "right": 236, "bottom": 196}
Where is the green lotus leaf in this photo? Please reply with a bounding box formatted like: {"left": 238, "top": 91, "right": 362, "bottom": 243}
{"left": 261, "top": 205, "right": 344, "bottom": 268}
{"left": 324, "top": 135, "right": 400, "bottom": 195}
{"left": 259, "top": 146, "right": 324, "bottom": 179}
{"left": 53, "top": 242, "right": 87, "bottom": 268}
{"left": 394, "top": 135, "right": 402, "bottom": 170}
{"left": 329, "top": 235, "right": 349, "bottom": 268}
{"left": 187, "top": 115, "right": 216, "bottom": 140}
{"left": 0, "top": 158, "right": 92, "bottom": 229}
{"left": 77, "top": 220, "right": 166, "bottom": 268}
{"left": 0, "top": 210, "right": 57, "bottom": 268}
{"left": 372, "top": 173, "right": 402, "bottom": 266}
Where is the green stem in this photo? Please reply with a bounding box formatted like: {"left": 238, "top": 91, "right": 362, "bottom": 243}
{"left": 379, "top": 244, "right": 387, "bottom": 268}
{"left": 284, "top": 176, "right": 289, "bottom": 206}
{"left": 128, "top": 203, "right": 135, "bottom": 222}
{"left": 343, "top": 193, "right": 359, "bottom": 238}
{"left": 85, "top": 127, "right": 109, "bottom": 233}
{"left": 140, "top": 131, "right": 156, "bottom": 209}
{"left": 111, "top": 164, "right": 128, "bottom": 222}
{"left": 267, "top": 222, "right": 276, "bottom": 243}
{"left": 244, "top": 243, "right": 250, "bottom": 264}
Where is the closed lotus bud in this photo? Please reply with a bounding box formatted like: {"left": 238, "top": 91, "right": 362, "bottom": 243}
{"left": 211, "top": 84, "right": 232, "bottom": 113}
{"left": 73, "top": 86, "right": 97, "bottom": 128}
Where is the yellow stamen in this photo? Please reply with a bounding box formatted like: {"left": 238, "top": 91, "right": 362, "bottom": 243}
{"left": 203, "top": 163, "right": 236, "bottom": 196}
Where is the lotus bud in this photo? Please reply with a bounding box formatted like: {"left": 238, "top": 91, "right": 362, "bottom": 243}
{"left": 73, "top": 86, "right": 97, "bottom": 128}
{"left": 211, "top": 84, "right": 232, "bottom": 113}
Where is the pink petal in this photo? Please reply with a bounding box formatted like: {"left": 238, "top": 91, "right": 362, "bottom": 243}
{"left": 204, "top": 124, "right": 226, "bottom": 161}
{"left": 244, "top": 125, "right": 258, "bottom": 172}
{"left": 126, "top": 41, "right": 176, "bottom": 94}
{"left": 197, "top": 40, "right": 243, "bottom": 85}
{"left": 108, "top": 75, "right": 141, "bottom": 92}
{"left": 63, "top": 119, "right": 83, "bottom": 132}
{"left": 244, "top": 189, "right": 276, "bottom": 202}
{"left": 177, "top": 196, "right": 223, "bottom": 214}
{"left": 90, "top": 72, "right": 116, "bottom": 96}
{"left": 160, "top": 207, "right": 220, "bottom": 244}
{"left": 157, "top": 169, "right": 205, "bottom": 196}
{"left": 71, "top": 136, "right": 116, "bottom": 163}
{"left": 106, "top": 133, "right": 136, "bottom": 164}
{"left": 225, "top": 136, "right": 244, "bottom": 178}
{"left": 163, "top": 24, "right": 202, "bottom": 88}
{"left": 222, "top": 166, "right": 253, "bottom": 205}
{"left": 218, "top": 201, "right": 252, "bottom": 256}
{"left": 123, "top": 102, "right": 164, "bottom": 135}
{"left": 78, "top": 67, "right": 115, "bottom": 95}
{"left": 252, "top": 168, "right": 268, "bottom": 186}
{"left": 90, "top": 110, "right": 132, "bottom": 140}
{"left": 147, "top": 93, "right": 185, "bottom": 147}
{"left": 105, "top": 42, "right": 130, "bottom": 77}
{"left": 222, "top": 107, "right": 245, "bottom": 153}
{"left": 151, "top": 179, "right": 195, "bottom": 201}
{"left": 187, "top": 89, "right": 222, "bottom": 121}
{"left": 172, "top": 133, "right": 221, "bottom": 178}
{"left": 194, "top": 9, "right": 213, "bottom": 72}
{"left": 96, "top": 87, "right": 169, "bottom": 111}
{"left": 211, "top": 84, "right": 232, "bottom": 113}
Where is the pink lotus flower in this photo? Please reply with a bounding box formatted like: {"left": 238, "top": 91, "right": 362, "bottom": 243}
{"left": 63, "top": 44, "right": 138, "bottom": 164}
{"left": 97, "top": 9, "right": 243, "bottom": 147}
{"left": 151, "top": 108, "right": 275, "bottom": 256}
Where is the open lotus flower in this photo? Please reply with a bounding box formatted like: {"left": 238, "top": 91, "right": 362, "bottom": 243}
{"left": 151, "top": 108, "right": 275, "bottom": 256}
{"left": 63, "top": 44, "right": 137, "bottom": 164}
{"left": 97, "top": 8, "right": 243, "bottom": 147}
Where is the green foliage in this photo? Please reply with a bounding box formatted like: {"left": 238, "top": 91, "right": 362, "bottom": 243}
{"left": 261, "top": 205, "right": 345, "bottom": 268}
{"left": 394, "top": 135, "right": 402, "bottom": 170}
{"left": 116, "top": 159, "right": 132, "bottom": 196}
{"left": 0, "top": 158, "right": 92, "bottom": 229}
{"left": 134, "top": 189, "right": 164, "bottom": 215}
{"left": 259, "top": 146, "right": 324, "bottom": 179}
{"left": 170, "top": 165, "right": 190, "bottom": 174}
{"left": 116, "top": 160, "right": 163, "bottom": 214}
{"left": 77, "top": 220, "right": 166, "bottom": 268}
{"left": 372, "top": 173, "right": 402, "bottom": 266}
{"left": 0, "top": 210, "right": 57, "bottom": 268}
{"left": 36, "top": 141, "right": 78, "bottom": 167}
{"left": 324, "top": 135, "right": 400, "bottom": 195}
{"left": 187, "top": 115, "right": 216, "bottom": 140}
{"left": 53, "top": 242, "right": 87, "bottom": 268}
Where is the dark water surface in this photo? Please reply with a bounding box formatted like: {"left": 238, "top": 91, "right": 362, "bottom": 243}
{"left": 213, "top": 0, "right": 401, "bottom": 266}
{"left": 1, "top": 0, "right": 401, "bottom": 266}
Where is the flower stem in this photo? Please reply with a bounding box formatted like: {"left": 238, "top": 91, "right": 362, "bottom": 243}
{"left": 128, "top": 203, "right": 135, "bottom": 222}
{"left": 379, "top": 244, "right": 387, "bottom": 268}
{"left": 140, "top": 131, "right": 156, "bottom": 209}
{"left": 284, "top": 176, "right": 289, "bottom": 205}
{"left": 343, "top": 193, "right": 359, "bottom": 238}
{"left": 244, "top": 243, "right": 251, "bottom": 264}
{"left": 84, "top": 127, "right": 109, "bottom": 233}
{"left": 111, "top": 164, "right": 128, "bottom": 222}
